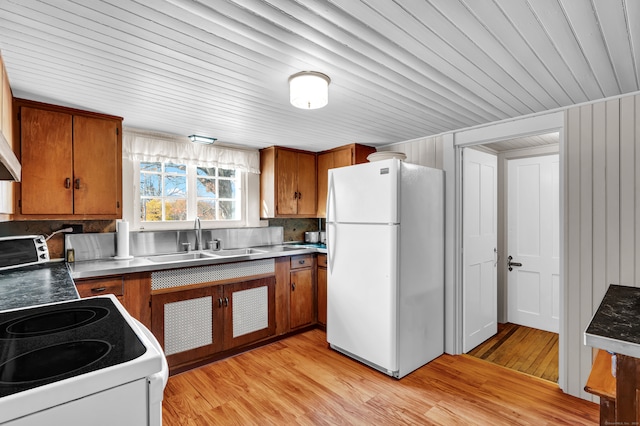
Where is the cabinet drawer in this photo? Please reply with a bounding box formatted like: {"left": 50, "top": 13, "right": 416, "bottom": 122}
{"left": 76, "top": 276, "right": 124, "bottom": 298}
{"left": 317, "top": 254, "right": 327, "bottom": 268}
{"left": 290, "top": 254, "right": 312, "bottom": 269}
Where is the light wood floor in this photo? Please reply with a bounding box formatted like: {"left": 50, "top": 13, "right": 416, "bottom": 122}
{"left": 468, "top": 323, "right": 559, "bottom": 383}
{"left": 162, "top": 329, "right": 596, "bottom": 425}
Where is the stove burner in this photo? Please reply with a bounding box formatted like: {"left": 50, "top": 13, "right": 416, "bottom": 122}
{"left": 0, "top": 340, "right": 112, "bottom": 384}
{"left": 0, "top": 307, "right": 109, "bottom": 339}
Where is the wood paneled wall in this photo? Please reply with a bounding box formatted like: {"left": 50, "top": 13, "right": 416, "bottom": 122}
{"left": 565, "top": 94, "right": 640, "bottom": 399}
{"left": 377, "top": 135, "right": 444, "bottom": 169}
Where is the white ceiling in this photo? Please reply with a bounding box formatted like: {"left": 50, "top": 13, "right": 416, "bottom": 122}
{"left": 1, "top": 0, "right": 638, "bottom": 152}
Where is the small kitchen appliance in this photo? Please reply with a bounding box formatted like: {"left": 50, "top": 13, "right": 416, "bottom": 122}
{"left": 0, "top": 235, "right": 49, "bottom": 271}
{"left": 326, "top": 159, "right": 444, "bottom": 378}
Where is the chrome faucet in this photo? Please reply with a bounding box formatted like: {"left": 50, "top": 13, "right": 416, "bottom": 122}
{"left": 194, "top": 217, "right": 203, "bottom": 250}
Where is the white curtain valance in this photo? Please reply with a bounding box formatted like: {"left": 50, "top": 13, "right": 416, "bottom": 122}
{"left": 123, "top": 129, "right": 260, "bottom": 174}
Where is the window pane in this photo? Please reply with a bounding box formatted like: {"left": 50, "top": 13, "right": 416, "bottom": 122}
{"left": 164, "top": 199, "right": 187, "bottom": 221}
{"left": 164, "top": 175, "right": 186, "bottom": 197}
{"left": 197, "top": 200, "right": 216, "bottom": 220}
{"left": 165, "top": 163, "right": 186, "bottom": 174}
{"left": 219, "top": 201, "right": 236, "bottom": 220}
{"left": 140, "top": 174, "right": 161, "bottom": 196}
{"left": 219, "top": 168, "right": 235, "bottom": 178}
{"left": 218, "top": 180, "right": 235, "bottom": 198}
{"left": 141, "top": 198, "right": 162, "bottom": 221}
{"left": 197, "top": 178, "right": 217, "bottom": 197}
{"left": 141, "top": 162, "right": 161, "bottom": 172}
{"left": 197, "top": 166, "right": 216, "bottom": 177}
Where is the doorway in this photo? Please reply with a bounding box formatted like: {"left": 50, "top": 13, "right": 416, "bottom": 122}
{"left": 462, "top": 133, "right": 560, "bottom": 382}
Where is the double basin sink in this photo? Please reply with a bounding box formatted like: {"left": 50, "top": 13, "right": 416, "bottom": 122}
{"left": 144, "top": 246, "right": 300, "bottom": 264}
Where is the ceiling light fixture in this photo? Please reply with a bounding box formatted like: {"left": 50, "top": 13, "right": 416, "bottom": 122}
{"left": 188, "top": 135, "right": 217, "bottom": 144}
{"left": 288, "top": 71, "right": 331, "bottom": 109}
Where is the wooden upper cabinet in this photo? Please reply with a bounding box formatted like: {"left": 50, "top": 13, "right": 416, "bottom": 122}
{"left": 14, "top": 99, "right": 123, "bottom": 219}
{"left": 316, "top": 143, "right": 376, "bottom": 217}
{"left": 260, "top": 146, "right": 317, "bottom": 218}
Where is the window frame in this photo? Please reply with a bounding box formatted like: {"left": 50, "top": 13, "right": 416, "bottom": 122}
{"left": 131, "top": 159, "right": 247, "bottom": 231}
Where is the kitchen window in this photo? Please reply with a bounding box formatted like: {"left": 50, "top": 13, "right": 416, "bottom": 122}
{"left": 139, "top": 161, "right": 242, "bottom": 222}
{"left": 123, "top": 129, "right": 260, "bottom": 230}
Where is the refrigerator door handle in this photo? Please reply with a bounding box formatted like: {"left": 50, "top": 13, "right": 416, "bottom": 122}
{"left": 326, "top": 173, "right": 336, "bottom": 273}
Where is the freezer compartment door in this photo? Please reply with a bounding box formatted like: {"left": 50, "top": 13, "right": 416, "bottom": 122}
{"left": 326, "top": 222, "right": 398, "bottom": 372}
{"left": 327, "top": 159, "right": 398, "bottom": 224}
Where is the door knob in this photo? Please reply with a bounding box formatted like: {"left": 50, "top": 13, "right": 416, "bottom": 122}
{"left": 507, "top": 255, "right": 522, "bottom": 272}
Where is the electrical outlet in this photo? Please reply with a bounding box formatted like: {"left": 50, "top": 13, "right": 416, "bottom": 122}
{"left": 62, "top": 224, "right": 83, "bottom": 233}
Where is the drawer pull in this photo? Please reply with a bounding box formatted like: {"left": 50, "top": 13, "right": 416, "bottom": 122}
{"left": 298, "top": 260, "right": 305, "bottom": 265}
{"left": 91, "top": 287, "right": 107, "bottom": 293}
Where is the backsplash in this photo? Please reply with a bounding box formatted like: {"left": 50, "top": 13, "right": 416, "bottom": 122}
{"left": 0, "top": 218, "right": 322, "bottom": 259}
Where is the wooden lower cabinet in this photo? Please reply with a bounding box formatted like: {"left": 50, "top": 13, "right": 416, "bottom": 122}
{"left": 151, "top": 276, "right": 276, "bottom": 369}
{"left": 74, "top": 272, "right": 151, "bottom": 328}
{"left": 317, "top": 254, "right": 327, "bottom": 326}
{"left": 289, "top": 254, "right": 315, "bottom": 329}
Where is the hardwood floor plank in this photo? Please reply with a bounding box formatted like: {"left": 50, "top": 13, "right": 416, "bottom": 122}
{"left": 162, "top": 329, "right": 595, "bottom": 425}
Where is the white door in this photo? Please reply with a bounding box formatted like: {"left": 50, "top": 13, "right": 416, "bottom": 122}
{"left": 463, "top": 148, "right": 498, "bottom": 352}
{"left": 507, "top": 155, "right": 560, "bottom": 333}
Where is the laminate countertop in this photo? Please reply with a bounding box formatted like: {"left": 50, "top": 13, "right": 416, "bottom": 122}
{"left": 585, "top": 284, "right": 640, "bottom": 358}
{"left": 0, "top": 261, "right": 78, "bottom": 311}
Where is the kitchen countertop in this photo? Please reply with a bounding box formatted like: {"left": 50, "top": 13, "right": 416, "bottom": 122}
{"left": 69, "top": 243, "right": 326, "bottom": 279}
{"left": 585, "top": 284, "right": 640, "bottom": 358}
{"left": 0, "top": 261, "right": 79, "bottom": 311}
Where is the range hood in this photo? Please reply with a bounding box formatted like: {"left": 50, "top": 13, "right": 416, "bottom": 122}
{"left": 0, "top": 131, "right": 20, "bottom": 181}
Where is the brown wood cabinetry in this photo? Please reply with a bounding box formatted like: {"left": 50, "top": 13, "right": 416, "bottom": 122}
{"left": 316, "top": 254, "right": 327, "bottom": 326}
{"left": 74, "top": 272, "right": 151, "bottom": 328}
{"left": 13, "top": 99, "right": 122, "bottom": 219}
{"left": 289, "top": 254, "right": 315, "bottom": 329}
{"left": 151, "top": 276, "right": 276, "bottom": 369}
{"left": 260, "top": 146, "right": 316, "bottom": 217}
{"left": 0, "top": 54, "right": 14, "bottom": 217}
{"left": 316, "top": 143, "right": 376, "bottom": 217}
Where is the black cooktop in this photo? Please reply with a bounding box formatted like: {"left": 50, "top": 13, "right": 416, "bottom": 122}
{"left": 0, "top": 297, "right": 147, "bottom": 397}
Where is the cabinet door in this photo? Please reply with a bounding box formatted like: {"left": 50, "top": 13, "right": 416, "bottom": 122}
{"left": 290, "top": 268, "right": 314, "bottom": 329}
{"left": 317, "top": 255, "right": 327, "bottom": 326}
{"left": 316, "top": 152, "right": 332, "bottom": 217}
{"left": 276, "top": 149, "right": 298, "bottom": 215}
{"left": 151, "top": 286, "right": 224, "bottom": 368}
{"left": 20, "top": 107, "right": 73, "bottom": 214}
{"left": 73, "top": 116, "right": 119, "bottom": 215}
{"left": 332, "top": 147, "right": 353, "bottom": 168}
{"left": 296, "top": 151, "right": 316, "bottom": 215}
{"left": 223, "top": 277, "right": 276, "bottom": 349}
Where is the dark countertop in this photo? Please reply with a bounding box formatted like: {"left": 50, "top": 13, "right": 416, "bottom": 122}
{"left": 0, "top": 261, "right": 79, "bottom": 311}
{"left": 585, "top": 284, "right": 640, "bottom": 358}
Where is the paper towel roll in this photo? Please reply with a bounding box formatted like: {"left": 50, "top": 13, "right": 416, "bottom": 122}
{"left": 115, "top": 219, "right": 133, "bottom": 259}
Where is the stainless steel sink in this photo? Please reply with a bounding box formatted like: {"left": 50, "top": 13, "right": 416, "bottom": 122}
{"left": 146, "top": 252, "right": 219, "bottom": 262}
{"left": 214, "top": 248, "right": 269, "bottom": 256}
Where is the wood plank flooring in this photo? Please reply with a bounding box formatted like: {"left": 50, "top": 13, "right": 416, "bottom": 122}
{"left": 468, "top": 323, "right": 559, "bottom": 383}
{"left": 162, "top": 329, "right": 596, "bottom": 425}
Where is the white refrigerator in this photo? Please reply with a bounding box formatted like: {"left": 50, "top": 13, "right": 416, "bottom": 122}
{"left": 326, "top": 158, "right": 444, "bottom": 378}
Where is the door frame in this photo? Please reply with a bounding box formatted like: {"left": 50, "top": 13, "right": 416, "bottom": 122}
{"left": 443, "top": 111, "right": 566, "bottom": 390}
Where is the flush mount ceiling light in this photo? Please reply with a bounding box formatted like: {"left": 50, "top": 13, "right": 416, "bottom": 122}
{"left": 188, "top": 135, "right": 217, "bottom": 144}
{"left": 288, "top": 71, "right": 331, "bottom": 109}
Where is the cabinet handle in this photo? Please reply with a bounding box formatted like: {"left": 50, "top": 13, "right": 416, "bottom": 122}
{"left": 293, "top": 191, "right": 298, "bottom": 199}
{"left": 65, "top": 178, "right": 71, "bottom": 189}
{"left": 291, "top": 282, "right": 296, "bottom": 291}
{"left": 297, "top": 191, "right": 302, "bottom": 199}
{"left": 91, "top": 287, "right": 106, "bottom": 293}
{"left": 224, "top": 297, "right": 229, "bottom": 307}
{"left": 218, "top": 298, "right": 223, "bottom": 308}
{"left": 75, "top": 178, "right": 81, "bottom": 189}
{"left": 298, "top": 260, "right": 305, "bottom": 265}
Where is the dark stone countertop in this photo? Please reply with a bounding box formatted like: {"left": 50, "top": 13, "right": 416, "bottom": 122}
{"left": 0, "top": 261, "right": 79, "bottom": 311}
{"left": 585, "top": 284, "right": 640, "bottom": 357}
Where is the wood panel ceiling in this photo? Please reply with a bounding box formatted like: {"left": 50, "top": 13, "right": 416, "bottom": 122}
{"left": 1, "top": 0, "right": 638, "bottom": 152}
